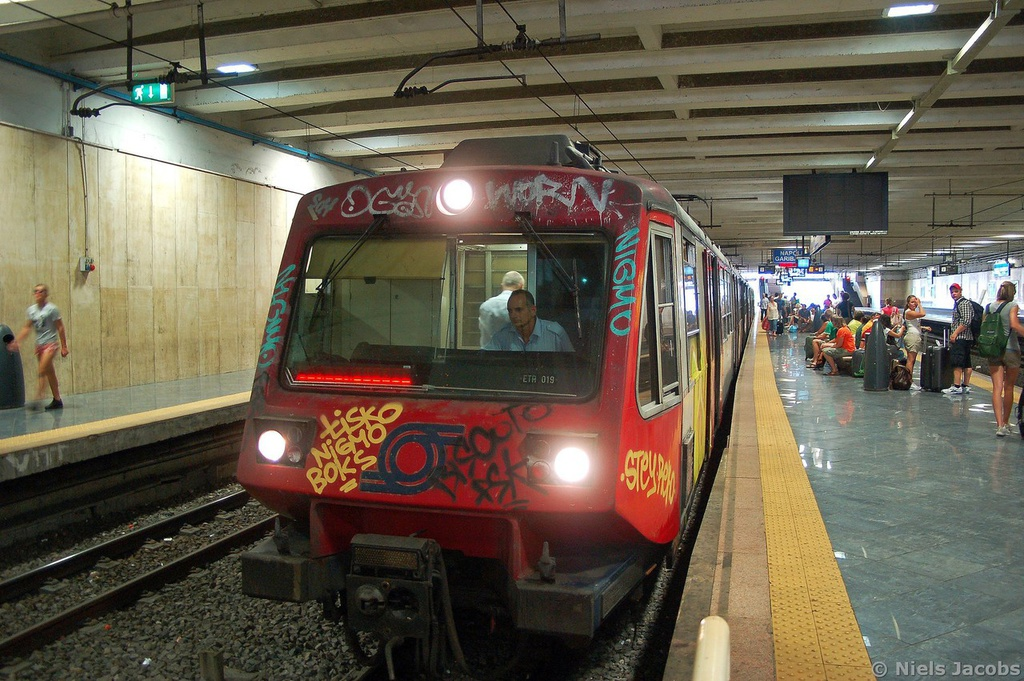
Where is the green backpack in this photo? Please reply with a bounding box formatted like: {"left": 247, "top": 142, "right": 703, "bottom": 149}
{"left": 976, "top": 302, "right": 1010, "bottom": 358}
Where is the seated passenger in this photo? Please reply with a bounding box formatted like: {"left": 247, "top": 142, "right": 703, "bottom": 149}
{"left": 858, "top": 312, "right": 882, "bottom": 349}
{"left": 847, "top": 310, "right": 865, "bottom": 340}
{"left": 822, "top": 317, "right": 855, "bottom": 376}
{"left": 483, "top": 290, "right": 575, "bottom": 352}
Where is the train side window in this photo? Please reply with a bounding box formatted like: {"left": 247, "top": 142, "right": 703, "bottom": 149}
{"left": 682, "top": 243, "right": 700, "bottom": 369}
{"left": 637, "top": 229, "right": 682, "bottom": 416}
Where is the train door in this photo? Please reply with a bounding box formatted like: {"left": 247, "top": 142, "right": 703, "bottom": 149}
{"left": 702, "top": 250, "right": 721, "bottom": 440}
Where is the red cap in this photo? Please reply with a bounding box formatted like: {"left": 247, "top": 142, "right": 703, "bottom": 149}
{"left": 949, "top": 283, "right": 962, "bottom": 291}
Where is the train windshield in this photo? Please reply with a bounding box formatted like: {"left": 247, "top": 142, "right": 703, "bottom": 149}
{"left": 282, "top": 234, "right": 608, "bottom": 399}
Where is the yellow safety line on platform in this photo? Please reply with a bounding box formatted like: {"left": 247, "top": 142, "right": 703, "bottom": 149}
{"left": 0, "top": 392, "right": 249, "bottom": 457}
{"left": 754, "top": 339, "right": 875, "bottom": 681}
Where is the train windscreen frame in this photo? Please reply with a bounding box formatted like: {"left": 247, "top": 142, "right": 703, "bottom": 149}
{"left": 281, "top": 233, "right": 608, "bottom": 400}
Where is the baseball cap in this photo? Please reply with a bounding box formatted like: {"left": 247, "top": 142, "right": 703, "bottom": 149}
{"left": 949, "top": 283, "right": 962, "bottom": 291}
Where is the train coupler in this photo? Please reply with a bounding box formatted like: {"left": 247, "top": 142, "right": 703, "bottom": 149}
{"left": 346, "top": 534, "right": 466, "bottom": 679}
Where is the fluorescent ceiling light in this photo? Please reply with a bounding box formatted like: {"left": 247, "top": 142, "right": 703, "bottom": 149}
{"left": 216, "top": 63, "right": 258, "bottom": 74}
{"left": 884, "top": 4, "right": 937, "bottom": 18}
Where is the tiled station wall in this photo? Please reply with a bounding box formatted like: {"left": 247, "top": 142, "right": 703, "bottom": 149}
{"left": 1, "top": 123, "right": 300, "bottom": 396}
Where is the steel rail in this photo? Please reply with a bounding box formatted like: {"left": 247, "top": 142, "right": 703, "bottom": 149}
{"left": 0, "top": 490, "right": 251, "bottom": 603}
{"left": 0, "top": 516, "right": 276, "bottom": 660}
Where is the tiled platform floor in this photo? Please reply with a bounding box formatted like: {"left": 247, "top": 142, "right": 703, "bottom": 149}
{"left": 0, "top": 370, "right": 254, "bottom": 440}
{"left": 767, "top": 331, "right": 1024, "bottom": 680}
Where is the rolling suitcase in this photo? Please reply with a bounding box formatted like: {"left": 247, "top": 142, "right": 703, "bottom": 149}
{"left": 920, "top": 342, "right": 952, "bottom": 392}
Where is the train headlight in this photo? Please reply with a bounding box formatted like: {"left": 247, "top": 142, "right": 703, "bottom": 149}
{"left": 436, "top": 178, "right": 473, "bottom": 215}
{"left": 253, "top": 418, "right": 314, "bottom": 466}
{"left": 258, "top": 429, "right": 287, "bottom": 462}
{"left": 553, "top": 446, "right": 590, "bottom": 483}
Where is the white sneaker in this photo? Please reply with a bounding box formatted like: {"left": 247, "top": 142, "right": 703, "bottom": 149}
{"left": 997, "top": 426, "right": 1007, "bottom": 437}
{"left": 909, "top": 383, "right": 922, "bottom": 391}
{"left": 963, "top": 386, "right": 972, "bottom": 394}
{"left": 942, "top": 386, "right": 963, "bottom": 395}
{"left": 1001, "top": 425, "right": 1016, "bottom": 437}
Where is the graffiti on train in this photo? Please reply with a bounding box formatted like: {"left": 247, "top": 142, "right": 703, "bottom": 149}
{"left": 486, "top": 173, "right": 620, "bottom": 217}
{"left": 307, "top": 403, "right": 404, "bottom": 494}
{"left": 307, "top": 192, "right": 340, "bottom": 221}
{"left": 258, "top": 264, "right": 298, "bottom": 369}
{"left": 336, "top": 182, "right": 433, "bottom": 219}
{"left": 609, "top": 227, "right": 639, "bottom": 336}
{"left": 306, "top": 404, "right": 549, "bottom": 508}
{"left": 620, "top": 448, "right": 677, "bottom": 507}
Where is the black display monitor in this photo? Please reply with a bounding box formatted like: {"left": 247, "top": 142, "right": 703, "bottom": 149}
{"left": 783, "top": 172, "right": 888, "bottom": 235}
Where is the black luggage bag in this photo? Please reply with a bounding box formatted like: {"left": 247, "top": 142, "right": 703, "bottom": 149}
{"left": 920, "top": 343, "right": 952, "bottom": 392}
{"left": 851, "top": 348, "right": 866, "bottom": 377}
{"left": 805, "top": 336, "right": 815, "bottom": 360}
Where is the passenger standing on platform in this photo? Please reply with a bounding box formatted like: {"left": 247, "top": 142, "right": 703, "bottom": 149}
{"left": 766, "top": 295, "right": 780, "bottom": 336}
{"left": 902, "top": 295, "right": 931, "bottom": 392}
{"left": 836, "top": 291, "right": 853, "bottom": 319}
{"left": 760, "top": 294, "right": 769, "bottom": 321}
{"left": 478, "top": 270, "right": 525, "bottom": 347}
{"left": 7, "top": 284, "right": 68, "bottom": 410}
{"left": 986, "top": 281, "right": 1024, "bottom": 436}
{"left": 943, "top": 283, "right": 975, "bottom": 395}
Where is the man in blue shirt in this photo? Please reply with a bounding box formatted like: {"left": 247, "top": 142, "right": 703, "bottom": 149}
{"left": 483, "top": 290, "right": 575, "bottom": 352}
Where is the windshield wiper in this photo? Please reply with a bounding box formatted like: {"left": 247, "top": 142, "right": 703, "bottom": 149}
{"left": 309, "top": 214, "right": 389, "bottom": 330}
{"left": 514, "top": 212, "right": 582, "bottom": 341}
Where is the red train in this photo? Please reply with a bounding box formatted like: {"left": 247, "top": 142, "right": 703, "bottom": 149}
{"left": 236, "top": 135, "right": 752, "bottom": 675}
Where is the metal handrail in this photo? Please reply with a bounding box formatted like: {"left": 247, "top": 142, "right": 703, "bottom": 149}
{"left": 691, "top": 615, "right": 730, "bottom": 681}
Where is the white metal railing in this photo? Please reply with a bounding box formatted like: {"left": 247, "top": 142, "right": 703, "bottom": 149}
{"left": 691, "top": 615, "right": 730, "bottom": 681}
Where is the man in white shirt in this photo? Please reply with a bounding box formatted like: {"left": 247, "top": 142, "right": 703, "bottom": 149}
{"left": 478, "top": 271, "right": 524, "bottom": 347}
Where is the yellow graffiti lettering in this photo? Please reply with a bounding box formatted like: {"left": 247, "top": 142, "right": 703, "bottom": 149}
{"left": 621, "top": 449, "right": 677, "bottom": 507}
{"left": 307, "top": 467, "right": 327, "bottom": 495}
{"left": 308, "top": 402, "right": 404, "bottom": 495}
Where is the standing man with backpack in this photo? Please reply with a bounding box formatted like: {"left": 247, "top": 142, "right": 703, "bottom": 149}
{"left": 942, "top": 283, "right": 975, "bottom": 395}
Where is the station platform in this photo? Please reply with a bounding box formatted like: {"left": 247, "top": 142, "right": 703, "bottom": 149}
{"left": 0, "top": 370, "right": 252, "bottom": 482}
{"left": 668, "top": 328, "right": 1024, "bottom": 680}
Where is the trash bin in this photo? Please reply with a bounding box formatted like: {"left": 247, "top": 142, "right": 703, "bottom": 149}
{"left": 862, "top": 323, "right": 889, "bottom": 392}
{"left": 0, "top": 324, "right": 26, "bottom": 409}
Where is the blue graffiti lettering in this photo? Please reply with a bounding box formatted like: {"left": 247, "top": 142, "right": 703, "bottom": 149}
{"left": 609, "top": 227, "right": 639, "bottom": 336}
{"left": 258, "top": 264, "right": 297, "bottom": 369}
{"left": 361, "top": 423, "right": 465, "bottom": 495}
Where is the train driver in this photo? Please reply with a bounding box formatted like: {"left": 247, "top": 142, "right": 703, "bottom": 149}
{"left": 483, "top": 289, "right": 575, "bottom": 352}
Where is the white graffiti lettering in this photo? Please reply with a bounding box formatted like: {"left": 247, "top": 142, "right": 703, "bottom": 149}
{"left": 485, "top": 174, "right": 616, "bottom": 214}
{"left": 338, "top": 182, "right": 433, "bottom": 219}
{"left": 307, "top": 192, "right": 339, "bottom": 221}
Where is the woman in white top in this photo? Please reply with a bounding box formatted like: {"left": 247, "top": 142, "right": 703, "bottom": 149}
{"left": 766, "top": 296, "right": 780, "bottom": 337}
{"left": 986, "top": 281, "right": 1024, "bottom": 437}
{"left": 902, "top": 295, "right": 931, "bottom": 391}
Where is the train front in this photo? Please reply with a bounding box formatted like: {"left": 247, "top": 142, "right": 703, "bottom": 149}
{"left": 237, "top": 142, "right": 675, "bottom": 662}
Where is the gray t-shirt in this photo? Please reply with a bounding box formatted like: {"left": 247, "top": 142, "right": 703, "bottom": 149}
{"left": 28, "top": 302, "right": 61, "bottom": 346}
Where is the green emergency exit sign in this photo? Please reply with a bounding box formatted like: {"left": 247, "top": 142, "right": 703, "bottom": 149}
{"left": 131, "top": 81, "right": 174, "bottom": 105}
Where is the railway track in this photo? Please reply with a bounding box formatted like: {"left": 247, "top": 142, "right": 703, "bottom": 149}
{"left": 0, "top": 491, "right": 275, "bottom": 660}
